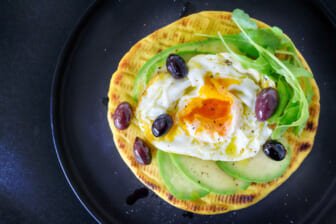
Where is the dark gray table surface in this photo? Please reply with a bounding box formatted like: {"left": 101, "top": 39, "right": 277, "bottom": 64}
{"left": 0, "top": 1, "right": 94, "bottom": 223}
{"left": 0, "top": 1, "right": 335, "bottom": 223}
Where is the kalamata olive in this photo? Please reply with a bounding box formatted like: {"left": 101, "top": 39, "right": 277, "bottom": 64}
{"left": 152, "top": 114, "right": 173, "bottom": 137}
{"left": 255, "top": 87, "right": 279, "bottom": 121}
{"left": 113, "top": 102, "right": 132, "bottom": 130}
{"left": 263, "top": 140, "right": 287, "bottom": 161}
{"left": 166, "top": 54, "right": 188, "bottom": 79}
{"left": 133, "top": 137, "right": 152, "bottom": 165}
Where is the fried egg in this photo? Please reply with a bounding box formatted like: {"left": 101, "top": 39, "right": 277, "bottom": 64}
{"left": 136, "top": 53, "right": 274, "bottom": 161}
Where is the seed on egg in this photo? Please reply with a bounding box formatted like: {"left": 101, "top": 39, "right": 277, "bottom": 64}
{"left": 224, "top": 59, "right": 232, "bottom": 65}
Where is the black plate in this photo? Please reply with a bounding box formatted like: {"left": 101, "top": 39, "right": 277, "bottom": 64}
{"left": 51, "top": 0, "right": 336, "bottom": 223}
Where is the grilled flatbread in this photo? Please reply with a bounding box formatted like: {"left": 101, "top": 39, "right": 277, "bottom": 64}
{"left": 107, "top": 11, "right": 320, "bottom": 214}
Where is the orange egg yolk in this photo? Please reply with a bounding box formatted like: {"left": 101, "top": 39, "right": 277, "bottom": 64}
{"left": 178, "top": 76, "right": 240, "bottom": 136}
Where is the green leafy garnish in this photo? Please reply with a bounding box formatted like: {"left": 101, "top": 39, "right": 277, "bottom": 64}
{"left": 232, "top": 8, "right": 258, "bottom": 30}
{"left": 231, "top": 8, "right": 313, "bottom": 138}
{"left": 217, "top": 32, "right": 271, "bottom": 74}
{"left": 283, "top": 61, "right": 313, "bottom": 78}
{"left": 247, "top": 29, "right": 281, "bottom": 52}
{"left": 268, "top": 77, "right": 292, "bottom": 123}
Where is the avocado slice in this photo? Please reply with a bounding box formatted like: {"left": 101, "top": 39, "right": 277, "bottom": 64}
{"left": 217, "top": 147, "right": 291, "bottom": 183}
{"left": 171, "top": 154, "right": 250, "bottom": 195}
{"left": 157, "top": 150, "right": 208, "bottom": 200}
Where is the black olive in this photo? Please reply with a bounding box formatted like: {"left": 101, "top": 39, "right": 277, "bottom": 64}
{"left": 112, "top": 102, "right": 132, "bottom": 130}
{"left": 263, "top": 140, "right": 287, "bottom": 161}
{"left": 255, "top": 88, "right": 279, "bottom": 121}
{"left": 133, "top": 137, "right": 152, "bottom": 165}
{"left": 152, "top": 114, "right": 173, "bottom": 137}
{"left": 166, "top": 54, "right": 188, "bottom": 79}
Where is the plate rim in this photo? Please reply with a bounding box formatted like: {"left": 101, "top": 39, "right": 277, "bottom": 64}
{"left": 49, "top": 1, "right": 104, "bottom": 223}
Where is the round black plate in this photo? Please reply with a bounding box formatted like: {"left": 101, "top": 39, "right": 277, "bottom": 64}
{"left": 51, "top": 0, "right": 336, "bottom": 223}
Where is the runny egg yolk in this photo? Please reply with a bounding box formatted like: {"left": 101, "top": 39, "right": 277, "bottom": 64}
{"left": 178, "top": 76, "right": 241, "bottom": 136}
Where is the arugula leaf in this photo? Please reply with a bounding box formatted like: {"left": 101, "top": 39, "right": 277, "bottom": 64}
{"left": 279, "top": 101, "right": 300, "bottom": 125}
{"left": 196, "top": 33, "right": 260, "bottom": 58}
{"left": 268, "top": 77, "right": 292, "bottom": 123}
{"left": 293, "top": 77, "right": 314, "bottom": 135}
{"left": 272, "top": 27, "right": 303, "bottom": 67}
{"left": 247, "top": 29, "right": 281, "bottom": 52}
{"left": 217, "top": 32, "right": 271, "bottom": 74}
{"left": 283, "top": 61, "right": 313, "bottom": 78}
{"left": 228, "top": 34, "right": 259, "bottom": 58}
{"left": 264, "top": 53, "right": 309, "bottom": 128}
{"left": 232, "top": 9, "right": 258, "bottom": 30}
{"left": 198, "top": 28, "right": 282, "bottom": 58}
{"left": 232, "top": 9, "right": 310, "bottom": 134}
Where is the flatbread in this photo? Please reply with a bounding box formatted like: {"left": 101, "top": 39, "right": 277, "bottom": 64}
{"left": 107, "top": 11, "right": 320, "bottom": 214}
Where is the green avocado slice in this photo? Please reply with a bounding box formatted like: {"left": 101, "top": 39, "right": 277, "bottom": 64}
{"left": 157, "top": 150, "right": 208, "bottom": 200}
{"left": 171, "top": 154, "right": 250, "bottom": 195}
{"left": 217, "top": 147, "right": 291, "bottom": 183}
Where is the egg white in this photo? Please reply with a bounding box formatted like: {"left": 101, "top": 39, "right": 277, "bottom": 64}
{"left": 136, "top": 53, "right": 273, "bottom": 161}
